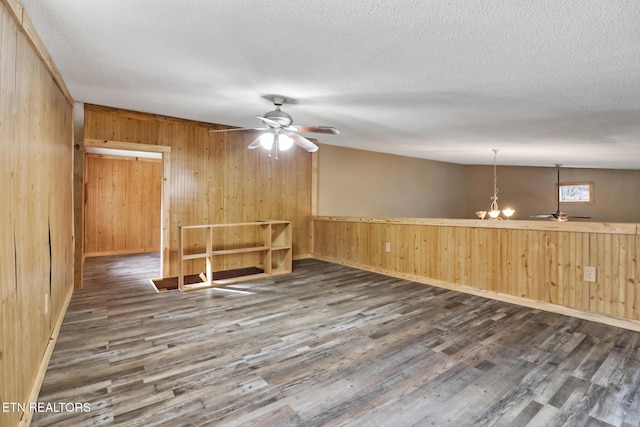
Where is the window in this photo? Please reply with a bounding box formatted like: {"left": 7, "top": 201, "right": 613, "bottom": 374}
{"left": 558, "top": 182, "right": 594, "bottom": 204}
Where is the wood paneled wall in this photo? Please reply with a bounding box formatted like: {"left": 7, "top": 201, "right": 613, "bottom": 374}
{"left": 82, "top": 104, "right": 314, "bottom": 277}
{"left": 84, "top": 154, "right": 162, "bottom": 256}
{"left": 1, "top": 1, "right": 74, "bottom": 426}
{"left": 313, "top": 217, "right": 640, "bottom": 328}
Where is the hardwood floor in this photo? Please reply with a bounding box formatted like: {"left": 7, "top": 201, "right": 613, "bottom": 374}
{"left": 33, "top": 253, "right": 640, "bottom": 426}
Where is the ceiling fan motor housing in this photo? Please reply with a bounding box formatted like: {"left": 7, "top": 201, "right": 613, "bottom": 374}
{"left": 263, "top": 108, "right": 293, "bottom": 127}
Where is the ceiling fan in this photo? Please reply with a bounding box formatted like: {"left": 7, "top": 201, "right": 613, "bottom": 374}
{"left": 210, "top": 96, "right": 340, "bottom": 157}
{"left": 530, "top": 164, "right": 591, "bottom": 222}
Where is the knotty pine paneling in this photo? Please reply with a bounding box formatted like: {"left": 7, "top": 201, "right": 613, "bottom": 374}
{"left": 0, "top": 5, "right": 19, "bottom": 423}
{"left": 313, "top": 217, "right": 640, "bottom": 326}
{"left": 84, "top": 154, "right": 162, "bottom": 256}
{"left": 83, "top": 105, "right": 313, "bottom": 277}
{"left": 1, "top": 2, "right": 74, "bottom": 426}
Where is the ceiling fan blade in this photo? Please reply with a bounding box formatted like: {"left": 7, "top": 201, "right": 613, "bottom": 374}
{"left": 566, "top": 215, "right": 591, "bottom": 219}
{"left": 293, "top": 125, "right": 341, "bottom": 135}
{"left": 532, "top": 165, "right": 569, "bottom": 221}
{"left": 247, "top": 135, "right": 262, "bottom": 149}
{"left": 256, "top": 115, "right": 283, "bottom": 128}
{"left": 209, "top": 127, "right": 266, "bottom": 133}
{"left": 288, "top": 132, "right": 319, "bottom": 152}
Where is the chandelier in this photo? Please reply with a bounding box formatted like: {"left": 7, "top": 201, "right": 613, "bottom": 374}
{"left": 476, "top": 149, "right": 515, "bottom": 220}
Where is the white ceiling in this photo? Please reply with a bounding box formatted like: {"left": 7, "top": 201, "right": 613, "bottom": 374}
{"left": 21, "top": 0, "right": 640, "bottom": 169}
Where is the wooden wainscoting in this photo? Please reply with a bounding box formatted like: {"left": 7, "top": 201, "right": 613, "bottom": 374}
{"left": 313, "top": 217, "right": 640, "bottom": 329}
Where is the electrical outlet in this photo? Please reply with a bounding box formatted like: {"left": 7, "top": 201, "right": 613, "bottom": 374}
{"left": 385, "top": 242, "right": 391, "bottom": 253}
{"left": 584, "top": 266, "right": 596, "bottom": 283}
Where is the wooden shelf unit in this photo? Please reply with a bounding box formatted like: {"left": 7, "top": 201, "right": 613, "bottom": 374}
{"left": 178, "top": 220, "right": 292, "bottom": 291}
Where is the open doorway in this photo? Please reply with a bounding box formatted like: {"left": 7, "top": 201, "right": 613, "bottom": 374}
{"left": 83, "top": 140, "right": 171, "bottom": 281}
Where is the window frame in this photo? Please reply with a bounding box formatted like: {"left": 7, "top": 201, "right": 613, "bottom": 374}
{"left": 557, "top": 181, "right": 594, "bottom": 204}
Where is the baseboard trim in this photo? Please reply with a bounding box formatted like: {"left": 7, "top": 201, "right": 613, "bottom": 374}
{"left": 19, "top": 283, "right": 74, "bottom": 427}
{"left": 313, "top": 255, "right": 640, "bottom": 333}
{"left": 84, "top": 248, "right": 160, "bottom": 257}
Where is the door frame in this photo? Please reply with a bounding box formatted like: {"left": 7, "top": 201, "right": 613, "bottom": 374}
{"left": 83, "top": 139, "right": 171, "bottom": 280}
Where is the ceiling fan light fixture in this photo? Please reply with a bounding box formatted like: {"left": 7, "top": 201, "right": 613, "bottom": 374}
{"left": 259, "top": 132, "right": 274, "bottom": 150}
{"left": 212, "top": 96, "right": 337, "bottom": 156}
{"left": 278, "top": 134, "right": 294, "bottom": 151}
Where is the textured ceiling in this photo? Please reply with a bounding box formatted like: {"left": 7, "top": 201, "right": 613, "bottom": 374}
{"left": 20, "top": 0, "right": 640, "bottom": 169}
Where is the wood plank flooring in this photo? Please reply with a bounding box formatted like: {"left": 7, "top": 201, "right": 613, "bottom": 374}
{"left": 33, "top": 253, "right": 640, "bottom": 426}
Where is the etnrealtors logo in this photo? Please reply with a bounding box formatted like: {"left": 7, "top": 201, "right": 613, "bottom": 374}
{"left": 2, "top": 402, "right": 91, "bottom": 413}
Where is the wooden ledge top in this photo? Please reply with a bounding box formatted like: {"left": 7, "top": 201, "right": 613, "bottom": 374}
{"left": 313, "top": 216, "right": 640, "bottom": 235}
{"left": 180, "top": 220, "right": 291, "bottom": 229}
